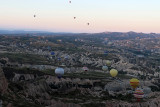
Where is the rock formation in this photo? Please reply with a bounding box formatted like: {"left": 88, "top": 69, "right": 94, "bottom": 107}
{"left": 0, "top": 67, "right": 8, "bottom": 95}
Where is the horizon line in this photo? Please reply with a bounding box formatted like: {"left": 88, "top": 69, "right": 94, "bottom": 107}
{"left": 0, "top": 28, "right": 159, "bottom": 34}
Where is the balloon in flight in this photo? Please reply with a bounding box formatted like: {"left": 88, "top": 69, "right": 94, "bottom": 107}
{"left": 130, "top": 78, "right": 139, "bottom": 89}
{"left": 106, "top": 60, "right": 111, "bottom": 66}
{"left": 133, "top": 88, "right": 144, "bottom": 102}
{"left": 143, "top": 87, "right": 152, "bottom": 94}
{"left": 83, "top": 67, "right": 89, "bottom": 71}
{"left": 102, "top": 66, "right": 108, "bottom": 71}
{"left": 51, "top": 52, "right": 55, "bottom": 56}
{"left": 64, "top": 55, "right": 69, "bottom": 60}
{"left": 55, "top": 68, "right": 64, "bottom": 79}
{"left": 58, "top": 57, "right": 61, "bottom": 61}
{"left": 104, "top": 51, "right": 108, "bottom": 55}
{"left": 110, "top": 69, "right": 118, "bottom": 77}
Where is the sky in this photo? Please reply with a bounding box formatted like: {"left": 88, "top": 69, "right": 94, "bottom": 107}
{"left": 0, "top": 0, "right": 160, "bottom": 33}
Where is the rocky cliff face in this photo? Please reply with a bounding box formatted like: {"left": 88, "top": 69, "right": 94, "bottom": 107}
{"left": 1, "top": 67, "right": 160, "bottom": 107}
{"left": 0, "top": 67, "right": 8, "bottom": 95}
{"left": 105, "top": 93, "right": 160, "bottom": 107}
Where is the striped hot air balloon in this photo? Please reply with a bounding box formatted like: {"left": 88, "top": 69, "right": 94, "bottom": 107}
{"left": 130, "top": 78, "right": 139, "bottom": 89}
{"left": 134, "top": 88, "right": 144, "bottom": 102}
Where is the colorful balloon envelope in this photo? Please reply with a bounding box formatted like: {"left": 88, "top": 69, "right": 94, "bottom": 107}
{"left": 110, "top": 69, "right": 118, "bottom": 77}
{"left": 106, "top": 60, "right": 111, "bottom": 66}
{"left": 102, "top": 66, "right": 108, "bottom": 71}
{"left": 130, "top": 78, "right": 139, "bottom": 89}
{"left": 134, "top": 88, "right": 144, "bottom": 101}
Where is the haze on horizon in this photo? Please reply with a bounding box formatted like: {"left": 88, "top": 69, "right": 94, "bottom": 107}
{"left": 0, "top": 0, "right": 160, "bottom": 33}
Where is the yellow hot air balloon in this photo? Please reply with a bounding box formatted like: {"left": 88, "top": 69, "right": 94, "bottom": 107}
{"left": 106, "top": 60, "right": 111, "bottom": 66}
{"left": 130, "top": 78, "right": 139, "bottom": 89}
{"left": 110, "top": 69, "right": 118, "bottom": 77}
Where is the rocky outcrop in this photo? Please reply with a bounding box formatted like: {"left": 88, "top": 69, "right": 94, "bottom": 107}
{"left": 2, "top": 68, "right": 160, "bottom": 107}
{"left": 0, "top": 67, "right": 8, "bottom": 95}
{"left": 25, "top": 79, "right": 51, "bottom": 99}
{"left": 12, "top": 73, "right": 36, "bottom": 82}
{"left": 45, "top": 100, "right": 81, "bottom": 107}
{"left": 105, "top": 93, "right": 160, "bottom": 107}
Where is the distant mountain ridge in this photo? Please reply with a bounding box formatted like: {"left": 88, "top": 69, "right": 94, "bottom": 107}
{"left": 89, "top": 31, "right": 160, "bottom": 40}
{"left": 0, "top": 30, "right": 160, "bottom": 39}
{"left": 0, "top": 30, "right": 53, "bottom": 34}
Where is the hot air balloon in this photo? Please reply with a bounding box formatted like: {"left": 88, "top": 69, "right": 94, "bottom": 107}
{"left": 106, "top": 60, "right": 111, "bottom": 66}
{"left": 47, "top": 46, "right": 51, "bottom": 50}
{"left": 134, "top": 88, "right": 144, "bottom": 102}
{"left": 130, "top": 78, "right": 139, "bottom": 89}
{"left": 143, "top": 87, "right": 152, "bottom": 95}
{"left": 51, "top": 51, "right": 55, "bottom": 56}
{"left": 57, "top": 57, "right": 61, "bottom": 61}
{"left": 61, "top": 63, "right": 66, "bottom": 67}
{"left": 55, "top": 68, "right": 64, "bottom": 79}
{"left": 110, "top": 69, "right": 118, "bottom": 77}
{"left": 104, "top": 51, "right": 108, "bottom": 55}
{"left": 57, "top": 39, "right": 62, "bottom": 42}
{"left": 143, "top": 87, "right": 152, "bottom": 98}
{"left": 64, "top": 55, "right": 69, "bottom": 60}
{"left": 83, "top": 67, "right": 89, "bottom": 71}
{"left": 102, "top": 66, "right": 108, "bottom": 71}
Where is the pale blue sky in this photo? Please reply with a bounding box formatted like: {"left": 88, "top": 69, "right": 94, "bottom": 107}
{"left": 0, "top": 0, "right": 160, "bottom": 33}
